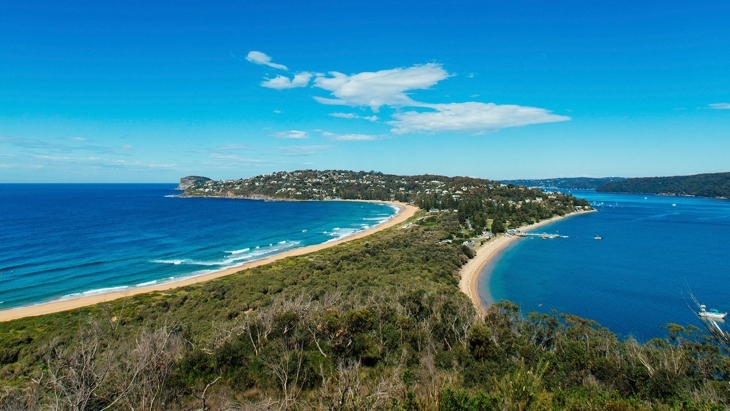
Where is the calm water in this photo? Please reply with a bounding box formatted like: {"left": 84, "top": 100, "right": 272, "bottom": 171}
{"left": 0, "top": 184, "right": 396, "bottom": 310}
{"left": 481, "top": 190, "right": 730, "bottom": 340}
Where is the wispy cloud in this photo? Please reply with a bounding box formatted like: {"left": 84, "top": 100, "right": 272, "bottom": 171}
{"left": 0, "top": 162, "right": 43, "bottom": 169}
{"left": 271, "top": 130, "right": 308, "bottom": 139}
{"left": 389, "top": 102, "right": 570, "bottom": 135}
{"left": 212, "top": 144, "right": 258, "bottom": 151}
{"left": 275, "top": 145, "right": 329, "bottom": 156}
{"left": 313, "top": 64, "right": 448, "bottom": 112}
{"left": 709, "top": 103, "right": 730, "bottom": 110}
{"left": 209, "top": 153, "right": 266, "bottom": 164}
{"left": 0, "top": 136, "right": 133, "bottom": 155}
{"left": 262, "top": 72, "right": 312, "bottom": 90}
{"left": 329, "top": 112, "right": 378, "bottom": 122}
{"left": 246, "top": 51, "right": 288, "bottom": 70}
{"left": 322, "top": 131, "right": 379, "bottom": 141}
{"left": 32, "top": 154, "right": 178, "bottom": 169}
{"left": 334, "top": 134, "right": 379, "bottom": 141}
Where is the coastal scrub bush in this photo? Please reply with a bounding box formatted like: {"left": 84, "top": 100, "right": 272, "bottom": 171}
{"left": 1, "top": 210, "right": 729, "bottom": 410}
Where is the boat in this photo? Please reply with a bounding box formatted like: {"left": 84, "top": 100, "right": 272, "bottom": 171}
{"left": 699, "top": 305, "right": 727, "bottom": 320}
{"left": 594, "top": 236, "right": 602, "bottom": 240}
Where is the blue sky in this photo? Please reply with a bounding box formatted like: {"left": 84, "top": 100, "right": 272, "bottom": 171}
{"left": 1, "top": 0, "right": 728, "bottom": 182}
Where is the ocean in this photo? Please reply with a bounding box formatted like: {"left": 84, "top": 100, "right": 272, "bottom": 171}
{"left": 480, "top": 190, "right": 730, "bottom": 340}
{"left": 0, "top": 184, "right": 397, "bottom": 310}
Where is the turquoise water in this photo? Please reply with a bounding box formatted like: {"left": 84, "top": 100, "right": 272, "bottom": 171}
{"left": 480, "top": 191, "right": 730, "bottom": 340}
{"left": 0, "top": 184, "right": 396, "bottom": 310}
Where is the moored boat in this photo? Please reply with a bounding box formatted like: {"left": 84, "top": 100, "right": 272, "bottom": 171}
{"left": 699, "top": 304, "right": 727, "bottom": 320}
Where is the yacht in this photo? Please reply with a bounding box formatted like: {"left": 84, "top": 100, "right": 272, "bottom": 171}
{"left": 699, "top": 305, "right": 727, "bottom": 320}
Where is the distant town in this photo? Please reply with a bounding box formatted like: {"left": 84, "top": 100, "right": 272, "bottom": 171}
{"left": 180, "top": 170, "right": 591, "bottom": 233}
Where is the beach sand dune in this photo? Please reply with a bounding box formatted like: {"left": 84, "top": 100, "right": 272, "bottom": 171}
{"left": 0, "top": 202, "right": 418, "bottom": 322}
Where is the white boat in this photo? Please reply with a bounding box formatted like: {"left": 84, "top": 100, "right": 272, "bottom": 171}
{"left": 594, "top": 236, "right": 602, "bottom": 240}
{"left": 699, "top": 305, "right": 727, "bottom": 320}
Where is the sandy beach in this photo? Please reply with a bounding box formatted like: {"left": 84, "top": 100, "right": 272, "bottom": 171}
{"left": 458, "top": 209, "right": 595, "bottom": 315}
{"left": 0, "top": 202, "right": 418, "bottom": 322}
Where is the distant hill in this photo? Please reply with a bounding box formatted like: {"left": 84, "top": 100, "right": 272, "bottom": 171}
{"left": 502, "top": 177, "right": 625, "bottom": 190}
{"left": 596, "top": 172, "right": 730, "bottom": 198}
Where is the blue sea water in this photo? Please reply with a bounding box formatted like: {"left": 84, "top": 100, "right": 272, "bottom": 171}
{"left": 0, "top": 184, "right": 397, "bottom": 310}
{"left": 480, "top": 190, "right": 730, "bottom": 340}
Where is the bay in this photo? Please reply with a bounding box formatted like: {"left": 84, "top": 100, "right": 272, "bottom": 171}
{"left": 481, "top": 190, "right": 730, "bottom": 340}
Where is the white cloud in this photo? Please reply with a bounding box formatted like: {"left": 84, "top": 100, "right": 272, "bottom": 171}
{"left": 333, "top": 134, "right": 378, "bottom": 141}
{"left": 67, "top": 137, "right": 87, "bottom": 142}
{"left": 246, "top": 51, "right": 288, "bottom": 70}
{"left": 389, "top": 102, "right": 570, "bottom": 135}
{"left": 329, "top": 112, "right": 379, "bottom": 122}
{"left": 709, "top": 103, "right": 730, "bottom": 109}
{"left": 329, "top": 112, "right": 358, "bottom": 119}
{"left": 271, "top": 130, "right": 309, "bottom": 139}
{"left": 262, "top": 72, "right": 313, "bottom": 90}
{"left": 322, "top": 131, "right": 378, "bottom": 141}
{"left": 253, "top": 59, "right": 570, "bottom": 135}
{"left": 313, "top": 63, "right": 448, "bottom": 112}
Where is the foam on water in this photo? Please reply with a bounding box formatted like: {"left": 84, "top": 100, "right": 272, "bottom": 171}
{"left": 0, "top": 184, "right": 397, "bottom": 310}
{"left": 60, "top": 285, "right": 130, "bottom": 301}
{"left": 323, "top": 227, "right": 359, "bottom": 242}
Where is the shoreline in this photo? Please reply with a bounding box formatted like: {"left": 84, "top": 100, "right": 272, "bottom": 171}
{"left": 458, "top": 209, "right": 596, "bottom": 315}
{"left": 0, "top": 201, "right": 419, "bottom": 322}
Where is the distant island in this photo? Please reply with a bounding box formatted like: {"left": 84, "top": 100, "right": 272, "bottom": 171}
{"left": 179, "top": 169, "right": 592, "bottom": 233}
{"left": 597, "top": 171, "right": 730, "bottom": 198}
{"left": 501, "top": 177, "right": 625, "bottom": 190}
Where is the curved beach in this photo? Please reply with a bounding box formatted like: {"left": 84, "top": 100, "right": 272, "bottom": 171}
{"left": 459, "top": 210, "right": 595, "bottom": 315}
{"left": 0, "top": 202, "right": 418, "bottom": 322}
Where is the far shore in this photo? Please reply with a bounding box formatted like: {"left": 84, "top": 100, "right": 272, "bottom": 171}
{"left": 458, "top": 209, "right": 596, "bottom": 315}
{"left": 0, "top": 201, "right": 419, "bottom": 323}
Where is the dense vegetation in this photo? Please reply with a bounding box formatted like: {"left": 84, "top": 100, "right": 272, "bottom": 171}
{"left": 181, "top": 170, "right": 592, "bottom": 233}
{"left": 501, "top": 177, "right": 625, "bottom": 190}
{"left": 1, "top": 208, "right": 728, "bottom": 410}
{"left": 597, "top": 172, "right": 730, "bottom": 198}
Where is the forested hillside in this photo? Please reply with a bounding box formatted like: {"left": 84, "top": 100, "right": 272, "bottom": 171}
{"left": 181, "top": 170, "right": 592, "bottom": 233}
{"left": 597, "top": 172, "right": 730, "bottom": 198}
{"left": 501, "top": 177, "right": 624, "bottom": 190}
